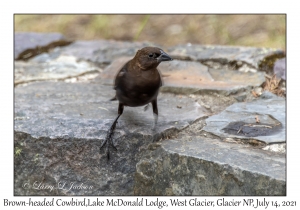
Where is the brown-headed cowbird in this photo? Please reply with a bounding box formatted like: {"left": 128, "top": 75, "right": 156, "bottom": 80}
{"left": 101, "top": 47, "right": 173, "bottom": 159}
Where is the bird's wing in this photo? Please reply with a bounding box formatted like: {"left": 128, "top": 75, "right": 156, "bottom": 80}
{"left": 114, "top": 61, "right": 130, "bottom": 90}
{"left": 158, "top": 69, "right": 163, "bottom": 87}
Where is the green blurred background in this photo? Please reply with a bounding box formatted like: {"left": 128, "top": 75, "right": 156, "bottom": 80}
{"left": 14, "top": 14, "right": 286, "bottom": 50}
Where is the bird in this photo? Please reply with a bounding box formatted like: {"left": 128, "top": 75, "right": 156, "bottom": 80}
{"left": 100, "top": 47, "right": 173, "bottom": 159}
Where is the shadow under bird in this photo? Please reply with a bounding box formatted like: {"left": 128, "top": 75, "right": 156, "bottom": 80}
{"left": 100, "top": 47, "right": 173, "bottom": 159}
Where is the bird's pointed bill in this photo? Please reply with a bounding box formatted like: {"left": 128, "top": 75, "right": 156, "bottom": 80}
{"left": 157, "top": 50, "right": 173, "bottom": 62}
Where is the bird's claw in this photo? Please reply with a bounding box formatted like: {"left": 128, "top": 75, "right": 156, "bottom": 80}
{"left": 100, "top": 126, "right": 118, "bottom": 160}
{"left": 100, "top": 138, "right": 117, "bottom": 160}
{"left": 100, "top": 114, "right": 121, "bottom": 160}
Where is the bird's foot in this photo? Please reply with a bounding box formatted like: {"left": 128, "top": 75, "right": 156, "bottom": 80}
{"left": 100, "top": 132, "right": 118, "bottom": 160}
{"left": 100, "top": 118, "right": 119, "bottom": 160}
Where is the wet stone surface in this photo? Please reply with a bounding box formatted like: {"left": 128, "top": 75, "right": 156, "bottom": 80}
{"left": 14, "top": 36, "right": 286, "bottom": 195}
{"left": 202, "top": 97, "right": 286, "bottom": 144}
{"left": 222, "top": 120, "right": 282, "bottom": 137}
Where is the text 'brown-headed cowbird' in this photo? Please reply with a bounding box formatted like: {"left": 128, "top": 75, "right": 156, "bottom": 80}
{"left": 100, "top": 47, "right": 173, "bottom": 160}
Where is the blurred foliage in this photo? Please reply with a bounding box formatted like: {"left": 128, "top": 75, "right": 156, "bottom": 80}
{"left": 14, "top": 14, "right": 285, "bottom": 50}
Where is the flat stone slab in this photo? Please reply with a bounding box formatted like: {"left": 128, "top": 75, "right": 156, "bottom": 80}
{"left": 168, "top": 44, "right": 285, "bottom": 69}
{"left": 14, "top": 81, "right": 209, "bottom": 195}
{"left": 202, "top": 96, "right": 286, "bottom": 144}
{"left": 134, "top": 135, "right": 285, "bottom": 195}
{"left": 35, "top": 40, "right": 284, "bottom": 71}
{"left": 50, "top": 40, "right": 154, "bottom": 65}
{"left": 99, "top": 57, "right": 265, "bottom": 95}
{"left": 15, "top": 32, "right": 71, "bottom": 60}
{"left": 15, "top": 55, "right": 101, "bottom": 85}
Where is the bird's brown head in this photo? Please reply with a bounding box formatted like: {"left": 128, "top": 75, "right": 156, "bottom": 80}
{"left": 133, "top": 47, "right": 173, "bottom": 70}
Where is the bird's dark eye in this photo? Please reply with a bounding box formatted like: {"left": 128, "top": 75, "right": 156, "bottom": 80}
{"left": 148, "top": 53, "right": 160, "bottom": 58}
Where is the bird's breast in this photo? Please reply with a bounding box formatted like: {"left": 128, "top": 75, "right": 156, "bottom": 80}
{"left": 115, "top": 70, "right": 161, "bottom": 107}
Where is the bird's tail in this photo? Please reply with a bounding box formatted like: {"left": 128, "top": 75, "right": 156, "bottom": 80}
{"left": 109, "top": 96, "right": 117, "bottom": 101}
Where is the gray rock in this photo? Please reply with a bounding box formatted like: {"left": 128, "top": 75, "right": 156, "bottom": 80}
{"left": 15, "top": 32, "right": 71, "bottom": 60}
{"left": 234, "top": 94, "right": 247, "bottom": 102}
{"left": 260, "top": 91, "right": 280, "bottom": 99}
{"left": 14, "top": 81, "right": 209, "bottom": 195}
{"left": 51, "top": 40, "right": 155, "bottom": 65}
{"left": 273, "top": 58, "right": 286, "bottom": 80}
{"left": 168, "top": 44, "right": 285, "bottom": 70}
{"left": 39, "top": 41, "right": 284, "bottom": 72}
{"left": 15, "top": 55, "right": 101, "bottom": 85}
{"left": 202, "top": 98, "right": 286, "bottom": 144}
{"left": 99, "top": 57, "right": 265, "bottom": 95}
{"left": 134, "top": 136, "right": 285, "bottom": 195}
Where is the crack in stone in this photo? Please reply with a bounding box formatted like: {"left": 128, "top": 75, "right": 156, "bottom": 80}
{"left": 14, "top": 70, "right": 100, "bottom": 87}
{"left": 16, "top": 40, "right": 73, "bottom": 61}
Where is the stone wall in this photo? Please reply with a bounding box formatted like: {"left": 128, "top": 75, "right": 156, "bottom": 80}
{"left": 14, "top": 32, "right": 286, "bottom": 195}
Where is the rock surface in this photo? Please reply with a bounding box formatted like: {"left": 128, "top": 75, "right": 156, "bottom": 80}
{"left": 14, "top": 81, "right": 209, "bottom": 195}
{"left": 15, "top": 54, "right": 101, "bottom": 85}
{"left": 100, "top": 58, "right": 265, "bottom": 95}
{"left": 14, "top": 36, "right": 286, "bottom": 196}
{"left": 134, "top": 136, "right": 285, "bottom": 195}
{"left": 273, "top": 58, "right": 286, "bottom": 80}
{"left": 15, "top": 32, "right": 71, "bottom": 60}
{"left": 48, "top": 40, "right": 153, "bottom": 65}
{"left": 203, "top": 97, "right": 286, "bottom": 144}
{"left": 167, "top": 44, "right": 285, "bottom": 69}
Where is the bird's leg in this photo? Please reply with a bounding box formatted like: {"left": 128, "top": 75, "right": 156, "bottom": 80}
{"left": 101, "top": 103, "right": 124, "bottom": 160}
{"left": 101, "top": 114, "right": 120, "bottom": 149}
{"left": 151, "top": 99, "right": 158, "bottom": 127}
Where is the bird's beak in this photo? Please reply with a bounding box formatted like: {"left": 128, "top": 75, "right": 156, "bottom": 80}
{"left": 157, "top": 50, "right": 173, "bottom": 62}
